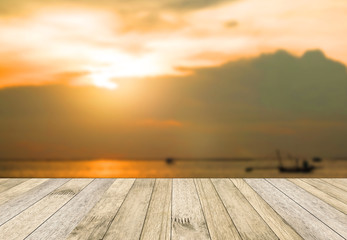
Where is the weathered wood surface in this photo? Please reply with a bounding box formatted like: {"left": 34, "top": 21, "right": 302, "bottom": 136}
{"left": 0, "top": 178, "right": 47, "bottom": 206}
{"left": 26, "top": 179, "right": 114, "bottom": 240}
{"left": 172, "top": 178, "right": 210, "bottom": 240}
{"left": 103, "top": 179, "right": 155, "bottom": 240}
{"left": 230, "top": 179, "right": 303, "bottom": 240}
{"left": 289, "top": 179, "right": 347, "bottom": 214}
{"left": 246, "top": 179, "right": 345, "bottom": 240}
{"left": 0, "top": 178, "right": 69, "bottom": 226}
{"left": 301, "top": 179, "right": 347, "bottom": 204}
{"left": 195, "top": 178, "right": 241, "bottom": 240}
{"left": 212, "top": 178, "right": 278, "bottom": 240}
{"left": 267, "top": 179, "right": 347, "bottom": 238}
{"left": 0, "top": 179, "right": 92, "bottom": 240}
{"left": 321, "top": 178, "right": 347, "bottom": 192}
{"left": 140, "top": 179, "right": 172, "bottom": 240}
{"left": 0, "top": 178, "right": 28, "bottom": 194}
{"left": 0, "top": 178, "right": 346, "bottom": 240}
{"left": 67, "top": 178, "right": 135, "bottom": 240}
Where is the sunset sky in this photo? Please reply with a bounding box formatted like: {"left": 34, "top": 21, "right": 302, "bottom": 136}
{"left": 0, "top": 0, "right": 347, "bottom": 158}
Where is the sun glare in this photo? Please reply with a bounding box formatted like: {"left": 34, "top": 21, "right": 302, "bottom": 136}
{"left": 89, "top": 71, "right": 118, "bottom": 90}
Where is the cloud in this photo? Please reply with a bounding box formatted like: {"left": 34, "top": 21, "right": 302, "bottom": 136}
{"left": 147, "top": 49, "right": 347, "bottom": 122}
{"left": 1, "top": 0, "right": 347, "bottom": 90}
{"left": 0, "top": 50, "right": 347, "bottom": 158}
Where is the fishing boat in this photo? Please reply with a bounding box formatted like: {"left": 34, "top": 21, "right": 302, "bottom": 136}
{"left": 245, "top": 150, "right": 316, "bottom": 173}
{"left": 276, "top": 149, "right": 315, "bottom": 173}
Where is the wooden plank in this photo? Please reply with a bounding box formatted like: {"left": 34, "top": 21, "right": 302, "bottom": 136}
{"left": 268, "top": 179, "right": 347, "bottom": 238}
{"left": 212, "top": 178, "right": 277, "bottom": 240}
{"left": 301, "top": 179, "right": 347, "bottom": 204}
{"left": 231, "top": 179, "right": 303, "bottom": 240}
{"left": 103, "top": 179, "right": 155, "bottom": 240}
{"left": 289, "top": 179, "right": 347, "bottom": 214}
{"left": 0, "top": 179, "right": 29, "bottom": 194}
{"left": 246, "top": 179, "right": 344, "bottom": 240}
{"left": 0, "top": 178, "right": 69, "bottom": 226}
{"left": 321, "top": 179, "right": 347, "bottom": 192}
{"left": 0, "top": 179, "right": 92, "bottom": 240}
{"left": 0, "top": 179, "right": 9, "bottom": 184}
{"left": 171, "top": 179, "right": 210, "bottom": 240}
{"left": 25, "top": 179, "right": 114, "bottom": 240}
{"left": 140, "top": 179, "right": 172, "bottom": 240}
{"left": 195, "top": 179, "right": 241, "bottom": 240}
{"left": 0, "top": 178, "right": 48, "bottom": 206}
{"left": 67, "top": 179, "right": 135, "bottom": 240}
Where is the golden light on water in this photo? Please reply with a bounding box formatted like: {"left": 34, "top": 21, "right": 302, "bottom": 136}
{"left": 0, "top": 158, "right": 346, "bottom": 178}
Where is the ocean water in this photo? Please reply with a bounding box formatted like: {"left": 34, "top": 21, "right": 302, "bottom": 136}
{"left": 0, "top": 158, "right": 346, "bottom": 178}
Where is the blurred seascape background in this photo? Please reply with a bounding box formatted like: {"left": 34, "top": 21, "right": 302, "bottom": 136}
{"left": 0, "top": 0, "right": 347, "bottom": 178}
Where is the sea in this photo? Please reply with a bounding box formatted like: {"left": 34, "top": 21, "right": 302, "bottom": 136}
{"left": 0, "top": 158, "right": 346, "bottom": 178}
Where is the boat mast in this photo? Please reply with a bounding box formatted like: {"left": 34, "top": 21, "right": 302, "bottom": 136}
{"left": 276, "top": 149, "right": 283, "bottom": 168}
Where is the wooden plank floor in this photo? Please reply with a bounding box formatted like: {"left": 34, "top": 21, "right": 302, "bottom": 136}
{"left": 0, "top": 179, "right": 346, "bottom": 240}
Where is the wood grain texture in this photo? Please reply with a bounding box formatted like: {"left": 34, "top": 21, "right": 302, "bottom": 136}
{"left": 246, "top": 179, "right": 344, "bottom": 240}
{"left": 25, "top": 179, "right": 114, "bottom": 240}
{"left": 172, "top": 178, "right": 210, "bottom": 240}
{"left": 0, "top": 178, "right": 47, "bottom": 206}
{"left": 230, "top": 178, "right": 303, "bottom": 240}
{"left": 289, "top": 179, "right": 347, "bottom": 214}
{"left": 0, "top": 178, "right": 69, "bottom": 226}
{"left": 103, "top": 179, "right": 155, "bottom": 240}
{"left": 0, "top": 178, "right": 29, "bottom": 194}
{"left": 195, "top": 179, "right": 241, "bottom": 240}
{"left": 321, "top": 179, "right": 347, "bottom": 192}
{"left": 67, "top": 178, "right": 135, "bottom": 240}
{"left": 140, "top": 179, "right": 172, "bottom": 240}
{"left": 267, "top": 178, "right": 347, "bottom": 238}
{"left": 0, "top": 179, "right": 92, "bottom": 240}
{"left": 301, "top": 179, "right": 347, "bottom": 204}
{"left": 0, "top": 178, "right": 346, "bottom": 240}
{"left": 0, "top": 179, "right": 9, "bottom": 184}
{"left": 212, "top": 178, "right": 278, "bottom": 240}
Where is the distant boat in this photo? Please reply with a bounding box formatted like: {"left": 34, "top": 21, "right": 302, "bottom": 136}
{"left": 166, "top": 157, "right": 174, "bottom": 164}
{"left": 276, "top": 149, "right": 315, "bottom": 173}
{"left": 278, "top": 162, "right": 315, "bottom": 173}
{"left": 312, "top": 157, "right": 322, "bottom": 162}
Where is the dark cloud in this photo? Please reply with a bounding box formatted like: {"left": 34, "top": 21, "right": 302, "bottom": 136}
{"left": 172, "top": 49, "right": 347, "bottom": 120}
{"left": 1, "top": 49, "right": 346, "bottom": 158}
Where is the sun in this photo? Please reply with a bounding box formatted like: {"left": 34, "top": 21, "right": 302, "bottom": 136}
{"left": 89, "top": 71, "right": 118, "bottom": 90}
{"left": 84, "top": 50, "right": 168, "bottom": 90}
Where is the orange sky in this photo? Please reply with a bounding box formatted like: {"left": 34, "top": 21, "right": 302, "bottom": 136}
{"left": 1, "top": 0, "right": 347, "bottom": 89}
{"left": 1, "top": 0, "right": 347, "bottom": 159}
